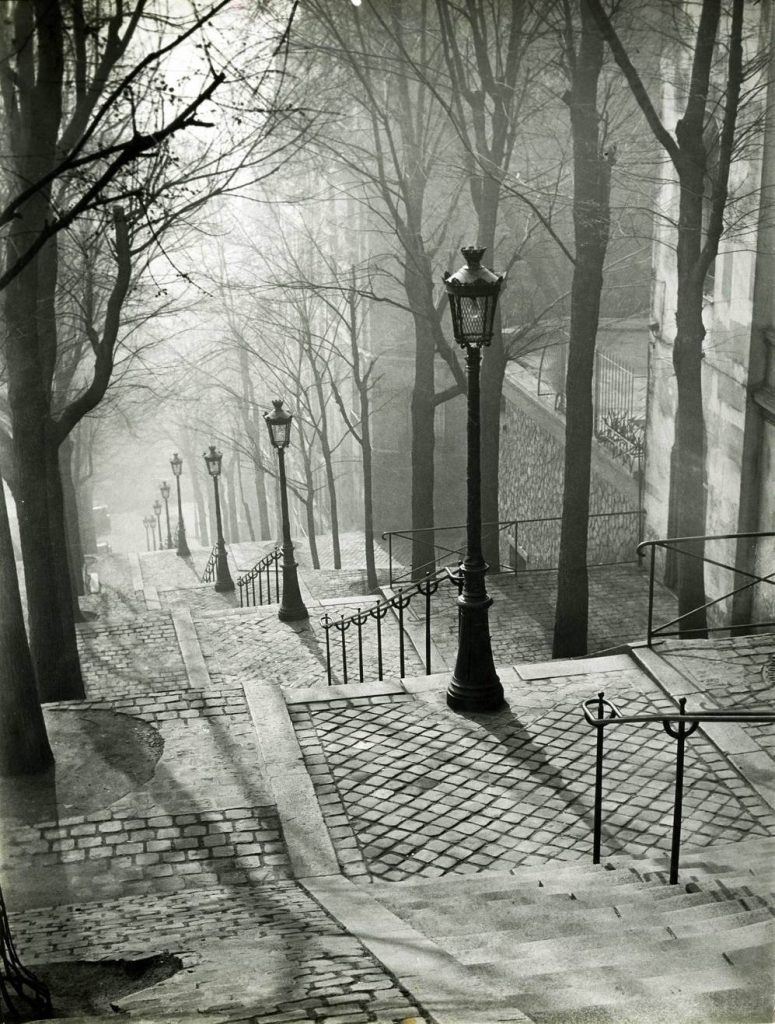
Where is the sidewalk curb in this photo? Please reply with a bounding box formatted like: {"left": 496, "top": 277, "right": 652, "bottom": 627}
{"left": 171, "top": 607, "right": 211, "bottom": 690}
{"left": 628, "top": 645, "right": 775, "bottom": 812}
{"left": 243, "top": 680, "right": 339, "bottom": 879}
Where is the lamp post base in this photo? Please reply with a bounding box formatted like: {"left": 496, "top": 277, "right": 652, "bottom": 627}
{"left": 447, "top": 592, "right": 504, "bottom": 713}
{"left": 279, "top": 552, "right": 308, "bottom": 621}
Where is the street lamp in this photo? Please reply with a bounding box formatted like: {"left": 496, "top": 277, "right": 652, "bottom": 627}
{"left": 146, "top": 514, "right": 158, "bottom": 551}
{"left": 170, "top": 453, "right": 191, "bottom": 557}
{"left": 153, "top": 499, "right": 163, "bottom": 552}
{"left": 142, "top": 516, "right": 152, "bottom": 551}
{"left": 203, "top": 445, "right": 235, "bottom": 592}
{"left": 442, "top": 245, "right": 505, "bottom": 713}
{"left": 160, "top": 481, "right": 174, "bottom": 549}
{"left": 264, "top": 399, "right": 308, "bottom": 622}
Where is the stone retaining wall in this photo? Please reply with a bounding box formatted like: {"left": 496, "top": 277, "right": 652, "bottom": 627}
{"left": 499, "top": 369, "right": 642, "bottom": 568}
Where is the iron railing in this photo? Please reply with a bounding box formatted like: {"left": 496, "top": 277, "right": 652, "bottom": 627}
{"left": 201, "top": 545, "right": 218, "bottom": 583}
{"left": 638, "top": 531, "right": 775, "bottom": 644}
{"left": 582, "top": 692, "right": 775, "bottom": 883}
{"left": 237, "top": 548, "right": 282, "bottom": 607}
{"left": 382, "top": 510, "right": 644, "bottom": 587}
{"left": 533, "top": 344, "right": 645, "bottom": 461}
{"left": 321, "top": 569, "right": 461, "bottom": 685}
{"left": 0, "top": 882, "right": 53, "bottom": 1019}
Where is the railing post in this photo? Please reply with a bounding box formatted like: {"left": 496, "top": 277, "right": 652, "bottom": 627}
{"left": 398, "top": 589, "right": 405, "bottom": 679}
{"left": 514, "top": 520, "right": 518, "bottom": 578}
{"left": 376, "top": 609, "right": 383, "bottom": 681}
{"left": 340, "top": 616, "right": 348, "bottom": 685}
{"left": 593, "top": 691, "right": 605, "bottom": 865}
{"left": 663, "top": 698, "right": 698, "bottom": 885}
{"left": 424, "top": 573, "right": 432, "bottom": 675}
{"left": 647, "top": 546, "right": 656, "bottom": 646}
{"left": 356, "top": 608, "right": 364, "bottom": 683}
{"left": 388, "top": 533, "right": 393, "bottom": 587}
{"left": 323, "top": 615, "right": 332, "bottom": 685}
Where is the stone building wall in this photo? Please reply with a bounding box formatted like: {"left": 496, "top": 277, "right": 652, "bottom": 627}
{"left": 498, "top": 367, "right": 643, "bottom": 571}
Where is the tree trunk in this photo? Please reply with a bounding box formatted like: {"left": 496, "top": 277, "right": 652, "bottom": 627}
{"left": 407, "top": 255, "right": 436, "bottom": 580}
{"left": 236, "top": 454, "right": 256, "bottom": 542}
{"left": 480, "top": 337, "right": 507, "bottom": 571}
{"left": 60, "top": 435, "right": 85, "bottom": 600}
{"left": 252, "top": 450, "right": 272, "bottom": 540}
{"left": 361, "top": 387, "right": 378, "bottom": 592}
{"left": 186, "top": 446, "right": 209, "bottom": 547}
{"left": 6, "top": 287, "right": 85, "bottom": 701}
{"left": 553, "top": 0, "right": 611, "bottom": 659}
{"left": 0, "top": 481, "right": 54, "bottom": 775}
{"left": 301, "top": 448, "right": 320, "bottom": 570}
{"left": 225, "top": 458, "right": 240, "bottom": 543}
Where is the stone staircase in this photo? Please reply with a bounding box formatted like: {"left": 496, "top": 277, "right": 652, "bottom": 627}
{"left": 365, "top": 837, "right": 775, "bottom": 1023}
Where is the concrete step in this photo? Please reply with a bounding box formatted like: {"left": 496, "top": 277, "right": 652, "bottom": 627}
{"left": 614, "top": 836, "right": 775, "bottom": 880}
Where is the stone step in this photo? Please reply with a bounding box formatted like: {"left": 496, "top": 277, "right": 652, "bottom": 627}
{"left": 513, "top": 988, "right": 770, "bottom": 1024}
{"left": 613, "top": 836, "right": 775, "bottom": 879}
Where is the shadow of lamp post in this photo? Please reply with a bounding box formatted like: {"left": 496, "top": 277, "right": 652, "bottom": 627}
{"left": 170, "top": 453, "right": 191, "bottom": 557}
{"left": 160, "top": 480, "right": 173, "bottom": 548}
{"left": 203, "top": 445, "right": 235, "bottom": 592}
{"left": 264, "top": 399, "right": 308, "bottom": 622}
{"left": 443, "top": 246, "right": 505, "bottom": 713}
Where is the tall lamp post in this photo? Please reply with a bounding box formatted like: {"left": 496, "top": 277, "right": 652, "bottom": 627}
{"left": 142, "top": 516, "right": 152, "bottom": 551}
{"left": 443, "top": 246, "right": 505, "bottom": 713}
{"left": 203, "top": 445, "right": 235, "bottom": 592}
{"left": 170, "top": 453, "right": 191, "bottom": 557}
{"left": 160, "top": 481, "right": 174, "bottom": 548}
{"left": 264, "top": 400, "right": 308, "bottom": 622}
{"left": 147, "top": 514, "right": 158, "bottom": 551}
{"left": 153, "top": 499, "right": 163, "bottom": 552}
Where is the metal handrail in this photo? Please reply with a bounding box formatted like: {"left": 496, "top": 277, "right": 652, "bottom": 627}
{"left": 201, "top": 545, "right": 219, "bottom": 583}
{"left": 236, "top": 547, "right": 282, "bottom": 607}
{"left": 320, "top": 567, "right": 461, "bottom": 685}
{"left": 637, "top": 531, "right": 775, "bottom": 644}
{"left": 581, "top": 692, "right": 775, "bottom": 884}
{"left": 382, "top": 510, "right": 644, "bottom": 586}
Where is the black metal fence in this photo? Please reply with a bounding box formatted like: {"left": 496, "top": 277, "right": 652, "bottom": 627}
{"left": 581, "top": 692, "right": 775, "bottom": 883}
{"left": 237, "top": 548, "right": 282, "bottom": 607}
{"left": 638, "top": 530, "right": 775, "bottom": 644}
{"left": 201, "top": 545, "right": 218, "bottom": 583}
{"left": 383, "top": 510, "right": 644, "bottom": 587}
{"left": 321, "top": 569, "right": 461, "bottom": 685}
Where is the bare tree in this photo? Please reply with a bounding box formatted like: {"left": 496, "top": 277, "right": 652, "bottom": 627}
{"left": 585, "top": 0, "right": 749, "bottom": 635}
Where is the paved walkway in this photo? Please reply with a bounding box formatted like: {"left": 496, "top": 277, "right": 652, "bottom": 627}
{"left": 2, "top": 547, "right": 773, "bottom": 1023}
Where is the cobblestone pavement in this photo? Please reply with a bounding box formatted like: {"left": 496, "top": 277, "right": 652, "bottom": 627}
{"left": 288, "top": 667, "right": 775, "bottom": 884}
{"left": 195, "top": 608, "right": 423, "bottom": 690}
{"left": 296, "top": 532, "right": 394, "bottom": 571}
{"left": 80, "top": 552, "right": 147, "bottom": 619}
{"left": 403, "top": 564, "right": 679, "bottom": 667}
{"left": 76, "top": 612, "right": 188, "bottom": 700}
{"left": 304, "top": 568, "right": 392, "bottom": 601}
{"left": 10, "top": 884, "right": 428, "bottom": 1022}
{"left": 0, "top": 673, "right": 290, "bottom": 907}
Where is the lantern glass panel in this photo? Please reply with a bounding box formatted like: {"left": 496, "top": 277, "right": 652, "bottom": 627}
{"left": 204, "top": 446, "right": 222, "bottom": 476}
{"left": 160, "top": 481, "right": 170, "bottom": 499}
{"left": 171, "top": 454, "right": 183, "bottom": 478}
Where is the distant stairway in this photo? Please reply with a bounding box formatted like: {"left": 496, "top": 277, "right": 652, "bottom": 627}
{"left": 367, "top": 837, "right": 775, "bottom": 1024}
